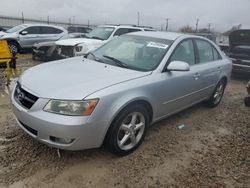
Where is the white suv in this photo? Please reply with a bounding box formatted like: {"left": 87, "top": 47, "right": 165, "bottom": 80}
{"left": 0, "top": 24, "right": 67, "bottom": 54}
{"left": 55, "top": 25, "right": 156, "bottom": 58}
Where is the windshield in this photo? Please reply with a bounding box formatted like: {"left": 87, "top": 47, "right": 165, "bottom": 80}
{"left": 86, "top": 27, "right": 115, "bottom": 40}
{"left": 6, "top": 24, "right": 26, "bottom": 33}
{"left": 59, "top": 33, "right": 84, "bottom": 40}
{"left": 89, "top": 35, "right": 173, "bottom": 71}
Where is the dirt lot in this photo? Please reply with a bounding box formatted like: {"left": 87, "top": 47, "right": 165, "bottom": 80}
{"left": 0, "top": 55, "right": 249, "bottom": 188}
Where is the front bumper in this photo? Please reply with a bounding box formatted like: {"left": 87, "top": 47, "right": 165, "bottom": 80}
{"left": 11, "top": 85, "right": 108, "bottom": 151}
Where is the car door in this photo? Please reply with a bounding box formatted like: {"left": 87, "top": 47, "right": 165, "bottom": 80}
{"left": 154, "top": 39, "right": 206, "bottom": 119}
{"left": 193, "top": 39, "right": 222, "bottom": 98}
{"left": 19, "top": 26, "right": 41, "bottom": 48}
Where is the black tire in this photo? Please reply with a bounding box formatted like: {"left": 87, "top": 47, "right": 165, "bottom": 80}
{"left": 105, "top": 105, "right": 149, "bottom": 156}
{"left": 244, "top": 97, "right": 250, "bottom": 107}
{"left": 204, "top": 79, "right": 226, "bottom": 108}
{"left": 8, "top": 41, "right": 19, "bottom": 55}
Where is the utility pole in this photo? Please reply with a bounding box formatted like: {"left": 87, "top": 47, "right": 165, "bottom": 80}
{"left": 195, "top": 18, "right": 199, "bottom": 32}
{"left": 21, "top": 12, "right": 24, "bottom": 23}
{"left": 161, "top": 24, "right": 163, "bottom": 31}
{"left": 208, "top": 23, "right": 211, "bottom": 33}
{"left": 165, "top": 18, "right": 170, "bottom": 31}
{"left": 47, "top": 16, "right": 50, "bottom": 24}
{"left": 69, "top": 18, "right": 71, "bottom": 25}
{"left": 137, "top": 12, "right": 140, "bottom": 26}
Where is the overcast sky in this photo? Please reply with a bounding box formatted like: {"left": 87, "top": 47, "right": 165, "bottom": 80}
{"left": 0, "top": 0, "right": 250, "bottom": 32}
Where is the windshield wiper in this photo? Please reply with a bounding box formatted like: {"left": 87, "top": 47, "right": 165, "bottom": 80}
{"left": 91, "top": 36, "right": 104, "bottom": 40}
{"left": 103, "top": 55, "right": 129, "bottom": 68}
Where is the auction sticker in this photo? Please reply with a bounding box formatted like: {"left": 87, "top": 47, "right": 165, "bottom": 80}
{"left": 147, "top": 42, "right": 168, "bottom": 49}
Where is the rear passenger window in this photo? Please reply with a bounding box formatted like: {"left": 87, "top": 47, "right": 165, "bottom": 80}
{"left": 170, "top": 39, "right": 195, "bottom": 65}
{"left": 41, "top": 27, "right": 63, "bottom": 34}
{"left": 196, "top": 40, "right": 214, "bottom": 63}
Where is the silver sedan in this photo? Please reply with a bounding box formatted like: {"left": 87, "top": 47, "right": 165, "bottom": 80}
{"left": 11, "top": 32, "right": 232, "bottom": 155}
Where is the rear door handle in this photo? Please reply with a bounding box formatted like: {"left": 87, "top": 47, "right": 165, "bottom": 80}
{"left": 217, "top": 67, "right": 222, "bottom": 72}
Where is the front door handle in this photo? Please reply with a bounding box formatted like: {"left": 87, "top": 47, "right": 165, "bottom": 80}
{"left": 217, "top": 67, "right": 222, "bottom": 72}
{"left": 193, "top": 72, "right": 200, "bottom": 80}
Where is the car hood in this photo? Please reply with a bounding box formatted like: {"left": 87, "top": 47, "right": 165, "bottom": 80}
{"left": 229, "top": 30, "right": 250, "bottom": 48}
{"left": 18, "top": 57, "right": 150, "bottom": 100}
{"left": 0, "top": 31, "right": 17, "bottom": 39}
{"left": 55, "top": 38, "right": 103, "bottom": 46}
{"left": 34, "top": 41, "right": 56, "bottom": 48}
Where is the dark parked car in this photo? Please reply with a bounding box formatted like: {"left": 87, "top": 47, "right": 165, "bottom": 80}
{"left": 245, "top": 81, "right": 250, "bottom": 107}
{"left": 32, "top": 33, "right": 86, "bottom": 61}
{"left": 68, "top": 26, "right": 92, "bottom": 34}
{"left": 227, "top": 30, "right": 250, "bottom": 73}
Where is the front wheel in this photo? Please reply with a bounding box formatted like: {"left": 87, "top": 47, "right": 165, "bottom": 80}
{"left": 244, "top": 97, "right": 250, "bottom": 107}
{"left": 204, "top": 79, "right": 226, "bottom": 108}
{"left": 105, "top": 105, "right": 149, "bottom": 156}
{"left": 8, "top": 42, "right": 19, "bottom": 55}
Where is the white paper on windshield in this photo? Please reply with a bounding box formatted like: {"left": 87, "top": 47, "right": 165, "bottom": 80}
{"left": 147, "top": 42, "right": 169, "bottom": 49}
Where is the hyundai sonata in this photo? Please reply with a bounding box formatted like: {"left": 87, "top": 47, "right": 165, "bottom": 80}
{"left": 11, "top": 32, "right": 232, "bottom": 155}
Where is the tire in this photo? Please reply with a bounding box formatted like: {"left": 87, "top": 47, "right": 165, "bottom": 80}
{"left": 105, "top": 105, "right": 149, "bottom": 156}
{"left": 204, "top": 79, "right": 226, "bottom": 108}
{"left": 244, "top": 97, "right": 250, "bottom": 107}
{"left": 8, "top": 41, "right": 19, "bottom": 55}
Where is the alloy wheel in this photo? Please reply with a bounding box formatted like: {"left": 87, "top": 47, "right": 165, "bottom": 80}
{"left": 117, "top": 112, "right": 145, "bottom": 151}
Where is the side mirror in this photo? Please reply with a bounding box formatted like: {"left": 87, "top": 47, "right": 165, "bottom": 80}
{"left": 167, "top": 61, "right": 190, "bottom": 71}
{"left": 20, "top": 30, "right": 28, "bottom": 35}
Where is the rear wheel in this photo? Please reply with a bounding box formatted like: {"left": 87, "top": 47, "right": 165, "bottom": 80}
{"left": 105, "top": 105, "right": 149, "bottom": 156}
{"left": 244, "top": 97, "right": 250, "bottom": 107}
{"left": 204, "top": 79, "right": 226, "bottom": 108}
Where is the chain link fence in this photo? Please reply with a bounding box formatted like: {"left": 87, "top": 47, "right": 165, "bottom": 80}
{"left": 0, "top": 15, "right": 94, "bottom": 29}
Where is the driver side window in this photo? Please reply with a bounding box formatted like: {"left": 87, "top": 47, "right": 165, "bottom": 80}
{"left": 170, "top": 39, "right": 195, "bottom": 65}
{"left": 25, "top": 26, "right": 41, "bottom": 34}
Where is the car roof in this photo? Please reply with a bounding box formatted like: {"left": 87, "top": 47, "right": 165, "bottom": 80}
{"left": 21, "top": 23, "right": 65, "bottom": 29}
{"left": 127, "top": 31, "right": 186, "bottom": 41}
{"left": 97, "top": 24, "right": 154, "bottom": 30}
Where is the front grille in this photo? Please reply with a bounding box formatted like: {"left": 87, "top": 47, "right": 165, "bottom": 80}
{"left": 59, "top": 46, "right": 74, "bottom": 57}
{"left": 14, "top": 83, "right": 38, "bottom": 109}
{"left": 19, "top": 120, "right": 38, "bottom": 136}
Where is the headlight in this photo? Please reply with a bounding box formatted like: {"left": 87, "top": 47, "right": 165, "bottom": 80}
{"left": 75, "top": 45, "right": 83, "bottom": 52}
{"left": 75, "top": 44, "right": 89, "bottom": 54}
{"left": 43, "top": 99, "right": 99, "bottom": 116}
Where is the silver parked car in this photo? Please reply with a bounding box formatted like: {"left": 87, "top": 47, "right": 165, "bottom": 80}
{"left": 0, "top": 24, "right": 67, "bottom": 54}
{"left": 11, "top": 32, "right": 232, "bottom": 155}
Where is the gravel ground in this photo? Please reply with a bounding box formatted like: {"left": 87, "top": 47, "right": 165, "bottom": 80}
{"left": 0, "top": 55, "right": 249, "bottom": 187}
